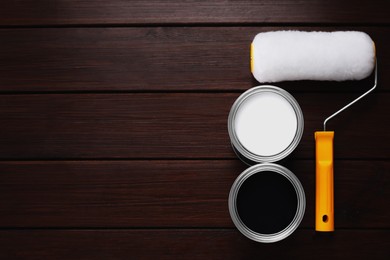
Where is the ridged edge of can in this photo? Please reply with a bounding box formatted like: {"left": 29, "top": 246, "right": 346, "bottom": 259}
{"left": 228, "top": 163, "right": 306, "bottom": 243}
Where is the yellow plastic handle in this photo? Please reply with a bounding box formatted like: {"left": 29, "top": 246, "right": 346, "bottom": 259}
{"left": 315, "top": 131, "right": 334, "bottom": 232}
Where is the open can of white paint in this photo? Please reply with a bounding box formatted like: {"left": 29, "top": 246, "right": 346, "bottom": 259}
{"left": 228, "top": 85, "right": 304, "bottom": 165}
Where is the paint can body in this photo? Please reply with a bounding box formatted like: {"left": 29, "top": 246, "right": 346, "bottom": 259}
{"left": 229, "top": 163, "right": 306, "bottom": 243}
{"left": 228, "top": 85, "right": 304, "bottom": 164}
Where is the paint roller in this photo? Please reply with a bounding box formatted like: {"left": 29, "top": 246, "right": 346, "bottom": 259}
{"left": 250, "top": 31, "right": 377, "bottom": 232}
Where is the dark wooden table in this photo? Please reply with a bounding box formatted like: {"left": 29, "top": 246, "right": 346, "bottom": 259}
{"left": 0, "top": 1, "right": 389, "bottom": 259}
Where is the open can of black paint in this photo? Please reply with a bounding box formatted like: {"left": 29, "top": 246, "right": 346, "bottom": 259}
{"left": 228, "top": 163, "right": 305, "bottom": 243}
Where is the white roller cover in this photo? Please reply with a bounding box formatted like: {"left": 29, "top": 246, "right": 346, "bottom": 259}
{"left": 251, "top": 31, "right": 376, "bottom": 83}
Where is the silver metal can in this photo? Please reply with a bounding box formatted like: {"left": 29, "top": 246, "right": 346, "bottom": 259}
{"left": 228, "top": 163, "right": 306, "bottom": 243}
{"left": 228, "top": 85, "right": 304, "bottom": 164}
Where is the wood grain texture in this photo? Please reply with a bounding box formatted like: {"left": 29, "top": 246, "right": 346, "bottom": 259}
{"left": 0, "top": 27, "right": 388, "bottom": 92}
{"left": 0, "top": 93, "right": 387, "bottom": 159}
{"left": 0, "top": 230, "right": 389, "bottom": 259}
{"left": 0, "top": 160, "right": 388, "bottom": 228}
{"left": 0, "top": 0, "right": 389, "bottom": 26}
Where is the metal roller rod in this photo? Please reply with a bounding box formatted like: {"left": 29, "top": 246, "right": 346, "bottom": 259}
{"left": 323, "top": 60, "right": 378, "bottom": 131}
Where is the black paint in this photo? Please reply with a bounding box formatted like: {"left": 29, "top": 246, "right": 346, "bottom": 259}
{"left": 236, "top": 171, "right": 298, "bottom": 234}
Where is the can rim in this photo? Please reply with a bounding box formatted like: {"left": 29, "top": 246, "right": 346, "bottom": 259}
{"left": 228, "top": 163, "right": 306, "bottom": 243}
{"left": 228, "top": 85, "right": 304, "bottom": 163}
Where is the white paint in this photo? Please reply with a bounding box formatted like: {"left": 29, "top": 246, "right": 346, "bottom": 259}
{"left": 234, "top": 92, "right": 298, "bottom": 156}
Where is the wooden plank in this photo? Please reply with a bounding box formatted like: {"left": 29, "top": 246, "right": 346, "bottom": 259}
{"left": 0, "top": 27, "right": 388, "bottom": 92}
{"left": 0, "top": 229, "right": 389, "bottom": 259}
{"left": 0, "top": 160, "right": 388, "bottom": 228}
{"left": 0, "top": 93, "right": 387, "bottom": 159}
{"left": 0, "top": 1, "right": 389, "bottom": 26}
